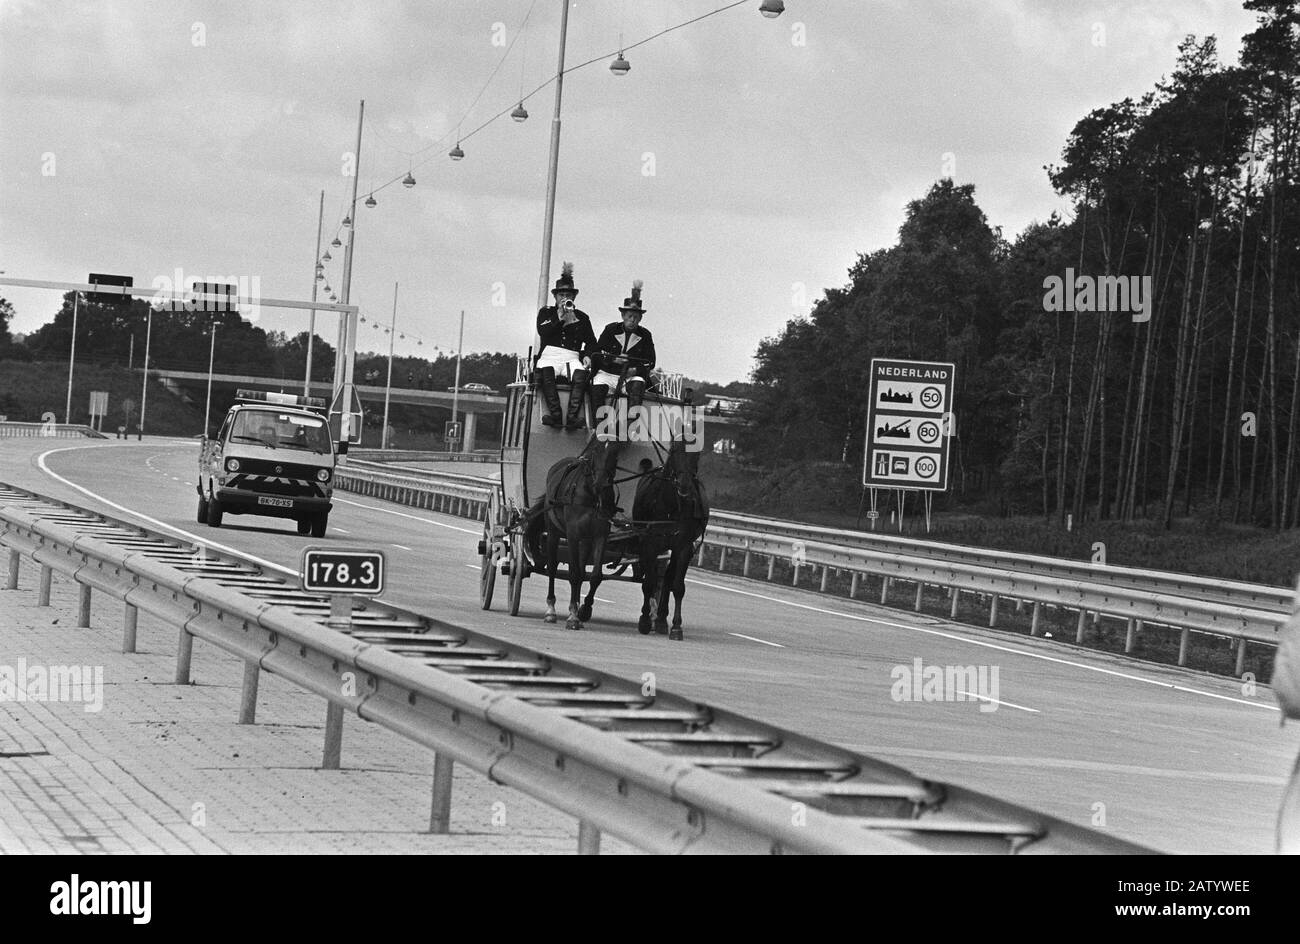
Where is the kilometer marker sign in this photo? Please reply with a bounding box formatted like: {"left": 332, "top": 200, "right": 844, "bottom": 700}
{"left": 863, "top": 358, "right": 955, "bottom": 492}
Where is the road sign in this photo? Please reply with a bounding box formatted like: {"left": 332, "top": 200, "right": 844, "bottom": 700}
{"left": 445, "top": 420, "right": 462, "bottom": 444}
{"left": 87, "top": 273, "right": 133, "bottom": 307}
{"left": 863, "top": 357, "right": 955, "bottom": 491}
{"left": 88, "top": 390, "right": 108, "bottom": 418}
{"left": 300, "top": 548, "right": 385, "bottom": 594}
{"left": 189, "top": 280, "right": 237, "bottom": 313}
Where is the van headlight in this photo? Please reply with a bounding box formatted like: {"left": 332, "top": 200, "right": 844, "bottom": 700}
{"left": 225, "top": 458, "right": 241, "bottom": 472}
{"left": 316, "top": 468, "right": 331, "bottom": 483}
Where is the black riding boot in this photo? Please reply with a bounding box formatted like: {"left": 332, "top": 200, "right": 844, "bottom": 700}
{"left": 537, "top": 366, "right": 563, "bottom": 426}
{"left": 565, "top": 369, "right": 590, "bottom": 429}
{"left": 589, "top": 384, "right": 610, "bottom": 423}
{"left": 625, "top": 377, "right": 646, "bottom": 408}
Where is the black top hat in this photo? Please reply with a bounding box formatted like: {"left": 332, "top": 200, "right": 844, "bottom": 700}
{"left": 551, "top": 261, "right": 578, "bottom": 296}
{"left": 618, "top": 279, "right": 645, "bottom": 315}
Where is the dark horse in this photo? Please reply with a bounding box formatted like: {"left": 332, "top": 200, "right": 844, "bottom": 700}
{"left": 540, "top": 435, "right": 622, "bottom": 630}
{"left": 632, "top": 437, "right": 709, "bottom": 641}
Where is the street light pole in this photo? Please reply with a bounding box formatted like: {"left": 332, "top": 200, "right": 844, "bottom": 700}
{"left": 64, "top": 291, "right": 80, "bottom": 424}
{"left": 382, "top": 281, "right": 397, "bottom": 449}
{"left": 333, "top": 99, "right": 365, "bottom": 452}
{"left": 451, "top": 309, "right": 465, "bottom": 429}
{"left": 305, "top": 188, "right": 324, "bottom": 397}
{"left": 533, "top": 0, "right": 572, "bottom": 351}
{"left": 138, "top": 305, "right": 153, "bottom": 440}
{"left": 204, "top": 320, "right": 218, "bottom": 436}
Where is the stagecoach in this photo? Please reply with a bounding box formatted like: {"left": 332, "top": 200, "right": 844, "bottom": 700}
{"left": 477, "top": 359, "right": 700, "bottom": 618}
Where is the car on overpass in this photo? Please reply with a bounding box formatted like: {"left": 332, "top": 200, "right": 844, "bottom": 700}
{"left": 448, "top": 383, "right": 495, "bottom": 394}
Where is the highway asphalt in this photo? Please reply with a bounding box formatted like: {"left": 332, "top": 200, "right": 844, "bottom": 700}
{"left": 1, "top": 436, "right": 1294, "bottom": 854}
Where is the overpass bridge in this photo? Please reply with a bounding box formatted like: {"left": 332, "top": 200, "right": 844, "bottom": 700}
{"left": 152, "top": 369, "right": 747, "bottom": 453}
{"left": 152, "top": 370, "right": 505, "bottom": 451}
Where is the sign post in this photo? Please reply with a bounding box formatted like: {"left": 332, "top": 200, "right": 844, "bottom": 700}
{"left": 863, "top": 358, "right": 955, "bottom": 532}
{"left": 300, "top": 547, "right": 385, "bottom": 628}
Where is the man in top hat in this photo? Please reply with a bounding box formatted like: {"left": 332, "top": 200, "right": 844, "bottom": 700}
{"left": 535, "top": 261, "right": 597, "bottom": 428}
{"left": 592, "top": 280, "right": 656, "bottom": 409}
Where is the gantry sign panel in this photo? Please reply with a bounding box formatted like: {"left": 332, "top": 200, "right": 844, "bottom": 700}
{"left": 862, "top": 358, "right": 955, "bottom": 492}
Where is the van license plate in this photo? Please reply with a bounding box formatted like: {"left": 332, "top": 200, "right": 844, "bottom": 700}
{"left": 258, "top": 496, "right": 293, "bottom": 508}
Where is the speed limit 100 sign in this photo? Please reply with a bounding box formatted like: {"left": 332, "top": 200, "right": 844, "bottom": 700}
{"left": 300, "top": 548, "right": 385, "bottom": 594}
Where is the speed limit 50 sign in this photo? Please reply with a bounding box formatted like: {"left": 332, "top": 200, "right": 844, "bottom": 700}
{"left": 300, "top": 547, "right": 385, "bottom": 594}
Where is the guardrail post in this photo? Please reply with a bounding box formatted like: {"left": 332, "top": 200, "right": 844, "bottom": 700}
{"left": 742, "top": 550, "right": 751, "bottom": 576}
{"left": 1124, "top": 618, "right": 1136, "bottom": 653}
{"left": 718, "top": 548, "right": 727, "bottom": 570}
{"left": 950, "top": 587, "right": 960, "bottom": 619}
{"left": 428, "top": 753, "right": 454, "bottom": 834}
{"left": 1235, "top": 639, "right": 1248, "bottom": 676}
{"left": 697, "top": 544, "right": 705, "bottom": 567}
{"left": 238, "top": 661, "right": 260, "bottom": 724}
{"left": 880, "top": 577, "right": 890, "bottom": 604}
{"left": 122, "top": 604, "right": 138, "bottom": 653}
{"left": 988, "top": 594, "right": 999, "bottom": 628}
{"left": 766, "top": 555, "right": 775, "bottom": 581}
{"left": 1075, "top": 609, "right": 1087, "bottom": 644}
{"left": 1177, "top": 627, "right": 1190, "bottom": 667}
{"left": 849, "top": 572, "right": 859, "bottom": 598}
{"left": 1029, "top": 601, "right": 1041, "bottom": 635}
{"left": 175, "top": 628, "right": 194, "bottom": 684}
{"left": 791, "top": 562, "right": 799, "bottom": 586}
{"left": 5, "top": 549, "right": 18, "bottom": 589}
{"left": 914, "top": 581, "right": 924, "bottom": 612}
{"left": 322, "top": 702, "right": 344, "bottom": 769}
{"left": 1015, "top": 598, "right": 1024, "bottom": 614}
{"left": 76, "top": 583, "right": 92, "bottom": 627}
{"left": 577, "top": 820, "right": 601, "bottom": 855}
{"left": 37, "top": 564, "right": 52, "bottom": 606}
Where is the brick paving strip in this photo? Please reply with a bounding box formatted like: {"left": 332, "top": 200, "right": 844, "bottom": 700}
{"left": 0, "top": 571, "right": 634, "bottom": 854}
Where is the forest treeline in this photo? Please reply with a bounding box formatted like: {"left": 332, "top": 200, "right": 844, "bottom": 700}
{"left": 741, "top": 1, "right": 1299, "bottom": 529}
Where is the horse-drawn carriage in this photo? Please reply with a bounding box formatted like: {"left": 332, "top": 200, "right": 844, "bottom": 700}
{"left": 477, "top": 362, "right": 706, "bottom": 638}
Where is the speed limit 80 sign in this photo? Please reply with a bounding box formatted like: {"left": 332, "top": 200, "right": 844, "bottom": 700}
{"left": 300, "top": 547, "right": 385, "bottom": 594}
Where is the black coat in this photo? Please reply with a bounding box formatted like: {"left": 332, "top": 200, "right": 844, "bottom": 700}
{"left": 596, "top": 321, "right": 656, "bottom": 376}
{"left": 536, "top": 306, "right": 597, "bottom": 356}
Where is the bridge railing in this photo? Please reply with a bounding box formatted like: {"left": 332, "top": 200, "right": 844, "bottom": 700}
{"left": 0, "top": 421, "right": 108, "bottom": 439}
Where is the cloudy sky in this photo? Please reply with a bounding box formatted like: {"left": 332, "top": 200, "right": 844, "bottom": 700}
{"left": 0, "top": 0, "right": 1262, "bottom": 383}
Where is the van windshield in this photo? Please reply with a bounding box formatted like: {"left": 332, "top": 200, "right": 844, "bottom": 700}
{"left": 228, "top": 410, "right": 331, "bottom": 454}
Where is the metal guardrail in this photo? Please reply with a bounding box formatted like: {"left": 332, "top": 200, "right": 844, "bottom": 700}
{"left": 0, "top": 421, "right": 107, "bottom": 440}
{"left": 349, "top": 448, "right": 495, "bottom": 464}
{"left": 703, "top": 526, "right": 1284, "bottom": 668}
{"left": 332, "top": 461, "right": 492, "bottom": 520}
{"left": 0, "top": 480, "right": 1149, "bottom": 854}
{"left": 709, "top": 510, "right": 1294, "bottom": 616}
{"left": 327, "top": 460, "right": 1287, "bottom": 671}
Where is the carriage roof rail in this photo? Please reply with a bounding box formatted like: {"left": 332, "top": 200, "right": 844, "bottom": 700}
{"left": 235, "top": 389, "right": 327, "bottom": 410}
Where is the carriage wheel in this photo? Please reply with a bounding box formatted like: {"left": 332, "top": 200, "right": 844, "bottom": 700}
{"left": 479, "top": 517, "right": 497, "bottom": 610}
{"left": 507, "top": 531, "right": 526, "bottom": 616}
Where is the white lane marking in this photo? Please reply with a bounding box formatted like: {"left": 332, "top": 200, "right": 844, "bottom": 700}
{"left": 35, "top": 447, "right": 296, "bottom": 576}
{"left": 334, "top": 527, "right": 350, "bottom": 534}
{"left": 729, "top": 632, "right": 785, "bottom": 649}
{"left": 685, "top": 577, "right": 1279, "bottom": 712}
{"left": 953, "top": 690, "right": 1039, "bottom": 713}
{"left": 464, "top": 564, "right": 479, "bottom": 570}
{"left": 184, "top": 482, "right": 194, "bottom": 487}
{"left": 332, "top": 496, "right": 480, "bottom": 535}
{"left": 392, "top": 543, "right": 412, "bottom": 551}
